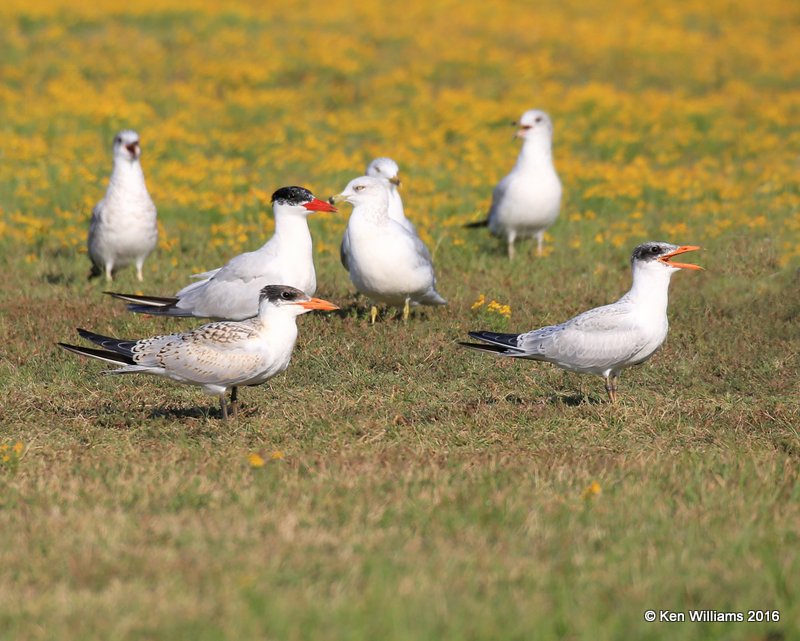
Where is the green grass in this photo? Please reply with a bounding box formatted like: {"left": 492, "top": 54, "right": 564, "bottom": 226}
{"left": 1, "top": 3, "right": 800, "bottom": 640}
{"left": 1, "top": 227, "right": 798, "bottom": 641}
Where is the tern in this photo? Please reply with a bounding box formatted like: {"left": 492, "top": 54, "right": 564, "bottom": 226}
{"left": 59, "top": 285, "right": 339, "bottom": 420}
{"left": 466, "top": 110, "right": 561, "bottom": 259}
{"left": 340, "top": 157, "right": 413, "bottom": 271}
{"left": 333, "top": 176, "right": 446, "bottom": 323}
{"left": 88, "top": 130, "right": 158, "bottom": 282}
{"left": 460, "top": 242, "right": 702, "bottom": 402}
{"left": 107, "top": 186, "right": 336, "bottom": 320}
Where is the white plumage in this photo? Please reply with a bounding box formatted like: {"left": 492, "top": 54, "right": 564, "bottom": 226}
{"left": 107, "top": 186, "right": 336, "bottom": 321}
{"left": 340, "top": 157, "right": 412, "bottom": 271}
{"left": 59, "top": 285, "right": 339, "bottom": 419}
{"left": 471, "top": 109, "right": 562, "bottom": 260}
{"left": 335, "top": 176, "right": 446, "bottom": 322}
{"left": 88, "top": 130, "right": 158, "bottom": 281}
{"left": 461, "top": 242, "right": 703, "bottom": 401}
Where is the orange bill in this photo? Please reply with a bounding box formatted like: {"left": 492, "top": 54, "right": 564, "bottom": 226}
{"left": 658, "top": 245, "right": 703, "bottom": 270}
{"left": 297, "top": 297, "right": 339, "bottom": 311}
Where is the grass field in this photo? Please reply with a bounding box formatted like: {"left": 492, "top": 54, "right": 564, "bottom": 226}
{"left": 1, "top": 0, "right": 799, "bottom": 639}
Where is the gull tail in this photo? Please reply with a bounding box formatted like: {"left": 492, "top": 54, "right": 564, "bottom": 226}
{"left": 88, "top": 263, "right": 102, "bottom": 280}
{"left": 459, "top": 331, "right": 524, "bottom": 356}
{"left": 105, "top": 291, "right": 191, "bottom": 317}
{"left": 463, "top": 219, "right": 489, "bottom": 229}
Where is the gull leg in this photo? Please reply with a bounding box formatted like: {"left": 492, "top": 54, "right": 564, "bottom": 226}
{"left": 370, "top": 305, "right": 378, "bottom": 325}
{"left": 402, "top": 298, "right": 410, "bottom": 322}
{"left": 536, "top": 231, "right": 545, "bottom": 257}
{"left": 230, "top": 386, "right": 239, "bottom": 419}
{"left": 507, "top": 231, "right": 516, "bottom": 261}
{"left": 105, "top": 263, "right": 114, "bottom": 282}
{"left": 220, "top": 395, "right": 229, "bottom": 421}
{"left": 135, "top": 258, "right": 145, "bottom": 282}
{"left": 604, "top": 373, "right": 619, "bottom": 403}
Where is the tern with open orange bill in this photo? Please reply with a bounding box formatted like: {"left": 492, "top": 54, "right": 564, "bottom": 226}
{"left": 59, "top": 286, "right": 339, "bottom": 420}
{"left": 107, "top": 187, "right": 336, "bottom": 320}
{"left": 460, "top": 242, "right": 702, "bottom": 402}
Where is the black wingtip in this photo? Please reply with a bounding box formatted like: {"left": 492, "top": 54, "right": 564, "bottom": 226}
{"left": 463, "top": 219, "right": 489, "bottom": 229}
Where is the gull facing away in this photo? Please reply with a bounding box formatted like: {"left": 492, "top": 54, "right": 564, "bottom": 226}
{"left": 59, "top": 285, "right": 339, "bottom": 420}
{"left": 465, "top": 110, "right": 562, "bottom": 259}
{"left": 333, "top": 176, "right": 446, "bottom": 323}
{"left": 107, "top": 186, "right": 336, "bottom": 321}
{"left": 88, "top": 130, "right": 158, "bottom": 281}
{"left": 340, "top": 157, "right": 413, "bottom": 271}
{"left": 460, "top": 242, "right": 702, "bottom": 402}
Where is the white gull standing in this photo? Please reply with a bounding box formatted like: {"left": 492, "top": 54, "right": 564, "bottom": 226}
{"left": 466, "top": 109, "right": 562, "bottom": 259}
{"left": 460, "top": 242, "right": 702, "bottom": 402}
{"left": 88, "top": 130, "right": 158, "bottom": 281}
{"left": 340, "top": 157, "right": 412, "bottom": 271}
{"left": 107, "top": 186, "right": 336, "bottom": 320}
{"left": 59, "top": 285, "right": 339, "bottom": 420}
{"left": 333, "top": 176, "right": 446, "bottom": 323}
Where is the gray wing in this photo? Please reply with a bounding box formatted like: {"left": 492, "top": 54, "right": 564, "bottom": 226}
{"left": 516, "top": 304, "right": 653, "bottom": 371}
{"left": 340, "top": 230, "right": 351, "bottom": 271}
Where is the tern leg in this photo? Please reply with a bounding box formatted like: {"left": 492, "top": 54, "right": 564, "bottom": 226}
{"left": 402, "top": 297, "right": 410, "bottom": 322}
{"left": 536, "top": 231, "right": 545, "bottom": 257}
{"left": 230, "top": 386, "right": 239, "bottom": 419}
{"left": 370, "top": 305, "right": 378, "bottom": 325}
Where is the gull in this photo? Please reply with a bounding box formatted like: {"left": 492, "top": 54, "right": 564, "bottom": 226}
{"left": 465, "top": 109, "right": 561, "bottom": 259}
{"left": 460, "top": 242, "right": 702, "bottom": 402}
{"left": 333, "top": 176, "right": 446, "bottom": 323}
{"left": 340, "top": 157, "right": 413, "bottom": 271}
{"left": 107, "top": 186, "right": 336, "bottom": 320}
{"left": 88, "top": 130, "right": 158, "bottom": 281}
{"left": 58, "top": 285, "right": 339, "bottom": 420}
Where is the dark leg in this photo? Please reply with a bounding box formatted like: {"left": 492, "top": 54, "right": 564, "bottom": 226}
{"left": 220, "top": 395, "right": 229, "bottom": 421}
{"left": 230, "top": 386, "right": 239, "bottom": 419}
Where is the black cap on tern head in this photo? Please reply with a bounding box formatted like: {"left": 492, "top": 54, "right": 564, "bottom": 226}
{"left": 631, "top": 241, "right": 675, "bottom": 264}
{"left": 258, "top": 285, "right": 308, "bottom": 305}
{"left": 271, "top": 186, "right": 314, "bottom": 206}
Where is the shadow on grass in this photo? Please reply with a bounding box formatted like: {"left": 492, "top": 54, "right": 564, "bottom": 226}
{"left": 546, "top": 391, "right": 605, "bottom": 406}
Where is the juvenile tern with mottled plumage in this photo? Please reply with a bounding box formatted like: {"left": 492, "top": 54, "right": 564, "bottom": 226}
{"left": 88, "top": 130, "right": 158, "bottom": 281}
{"left": 59, "top": 285, "right": 338, "bottom": 419}
{"left": 460, "top": 242, "right": 702, "bottom": 402}
{"left": 107, "top": 186, "right": 336, "bottom": 320}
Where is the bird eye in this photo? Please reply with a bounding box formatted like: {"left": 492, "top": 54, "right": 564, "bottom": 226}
{"left": 281, "top": 291, "right": 291, "bottom": 299}
{"left": 354, "top": 185, "right": 365, "bottom": 192}
{"left": 535, "top": 116, "right": 543, "bottom": 123}
{"left": 651, "top": 246, "right": 660, "bottom": 254}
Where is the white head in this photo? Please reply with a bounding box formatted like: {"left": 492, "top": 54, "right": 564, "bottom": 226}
{"left": 630, "top": 241, "right": 703, "bottom": 278}
{"left": 333, "top": 175, "right": 390, "bottom": 210}
{"left": 271, "top": 186, "right": 337, "bottom": 218}
{"left": 113, "top": 130, "right": 142, "bottom": 162}
{"left": 514, "top": 109, "right": 554, "bottom": 141}
{"left": 366, "top": 157, "right": 401, "bottom": 187}
{"left": 257, "top": 285, "right": 339, "bottom": 318}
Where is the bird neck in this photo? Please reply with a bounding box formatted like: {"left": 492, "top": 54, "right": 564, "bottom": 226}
{"left": 273, "top": 212, "right": 312, "bottom": 249}
{"left": 624, "top": 263, "right": 674, "bottom": 314}
{"left": 257, "top": 305, "right": 300, "bottom": 335}
{"left": 108, "top": 158, "right": 149, "bottom": 199}
{"left": 354, "top": 201, "right": 390, "bottom": 225}
{"left": 516, "top": 134, "right": 554, "bottom": 168}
